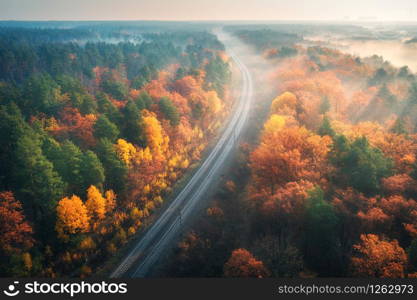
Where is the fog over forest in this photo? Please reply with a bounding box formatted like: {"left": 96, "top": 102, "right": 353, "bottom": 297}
{"left": 2, "top": 1, "right": 417, "bottom": 280}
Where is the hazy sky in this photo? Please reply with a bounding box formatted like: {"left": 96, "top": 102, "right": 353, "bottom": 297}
{"left": 1, "top": 0, "right": 417, "bottom": 21}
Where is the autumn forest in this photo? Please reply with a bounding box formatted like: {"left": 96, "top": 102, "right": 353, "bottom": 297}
{"left": 2, "top": 21, "right": 417, "bottom": 279}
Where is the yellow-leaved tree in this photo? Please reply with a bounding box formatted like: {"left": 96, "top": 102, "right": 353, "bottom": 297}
{"left": 262, "top": 114, "right": 286, "bottom": 138}
{"left": 271, "top": 91, "right": 297, "bottom": 116}
{"left": 206, "top": 90, "right": 222, "bottom": 114}
{"left": 115, "top": 138, "right": 136, "bottom": 167}
{"left": 56, "top": 195, "right": 90, "bottom": 240}
{"left": 85, "top": 185, "right": 106, "bottom": 226}
{"left": 142, "top": 111, "right": 169, "bottom": 158}
{"left": 105, "top": 190, "right": 116, "bottom": 213}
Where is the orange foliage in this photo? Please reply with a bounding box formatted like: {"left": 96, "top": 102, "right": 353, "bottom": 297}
{"left": 52, "top": 107, "right": 96, "bottom": 147}
{"left": 271, "top": 58, "right": 348, "bottom": 128}
{"left": 372, "top": 133, "right": 417, "bottom": 173}
{"left": 223, "top": 248, "right": 270, "bottom": 278}
{"left": 0, "top": 191, "right": 33, "bottom": 252}
{"left": 357, "top": 208, "right": 392, "bottom": 233}
{"left": 110, "top": 98, "right": 127, "bottom": 109}
{"left": 173, "top": 76, "right": 200, "bottom": 98}
{"left": 92, "top": 66, "right": 109, "bottom": 86}
{"left": 345, "top": 89, "right": 375, "bottom": 119}
{"left": 379, "top": 195, "right": 417, "bottom": 220}
{"left": 351, "top": 234, "right": 407, "bottom": 278}
{"left": 332, "top": 188, "right": 375, "bottom": 217}
{"left": 334, "top": 122, "right": 417, "bottom": 174}
{"left": 379, "top": 195, "right": 417, "bottom": 238}
{"left": 382, "top": 174, "right": 415, "bottom": 195}
{"left": 129, "top": 89, "right": 141, "bottom": 99}
{"left": 250, "top": 126, "right": 331, "bottom": 194}
{"left": 217, "top": 51, "right": 230, "bottom": 63}
{"left": 258, "top": 180, "right": 314, "bottom": 220}
{"left": 144, "top": 78, "right": 172, "bottom": 100}
{"left": 250, "top": 43, "right": 417, "bottom": 278}
{"left": 126, "top": 91, "right": 214, "bottom": 208}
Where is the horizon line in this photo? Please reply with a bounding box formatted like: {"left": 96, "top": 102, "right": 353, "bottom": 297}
{"left": 1, "top": 19, "right": 417, "bottom": 23}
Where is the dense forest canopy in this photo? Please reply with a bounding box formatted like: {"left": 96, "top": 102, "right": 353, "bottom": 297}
{"left": 0, "top": 23, "right": 231, "bottom": 277}
{"left": 4, "top": 20, "right": 417, "bottom": 279}
{"left": 163, "top": 24, "right": 417, "bottom": 278}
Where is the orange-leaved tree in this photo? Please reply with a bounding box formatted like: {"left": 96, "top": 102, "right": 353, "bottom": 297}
{"left": 0, "top": 191, "right": 33, "bottom": 252}
{"left": 250, "top": 126, "right": 331, "bottom": 194}
{"left": 350, "top": 234, "right": 407, "bottom": 278}
{"left": 223, "top": 248, "right": 270, "bottom": 278}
